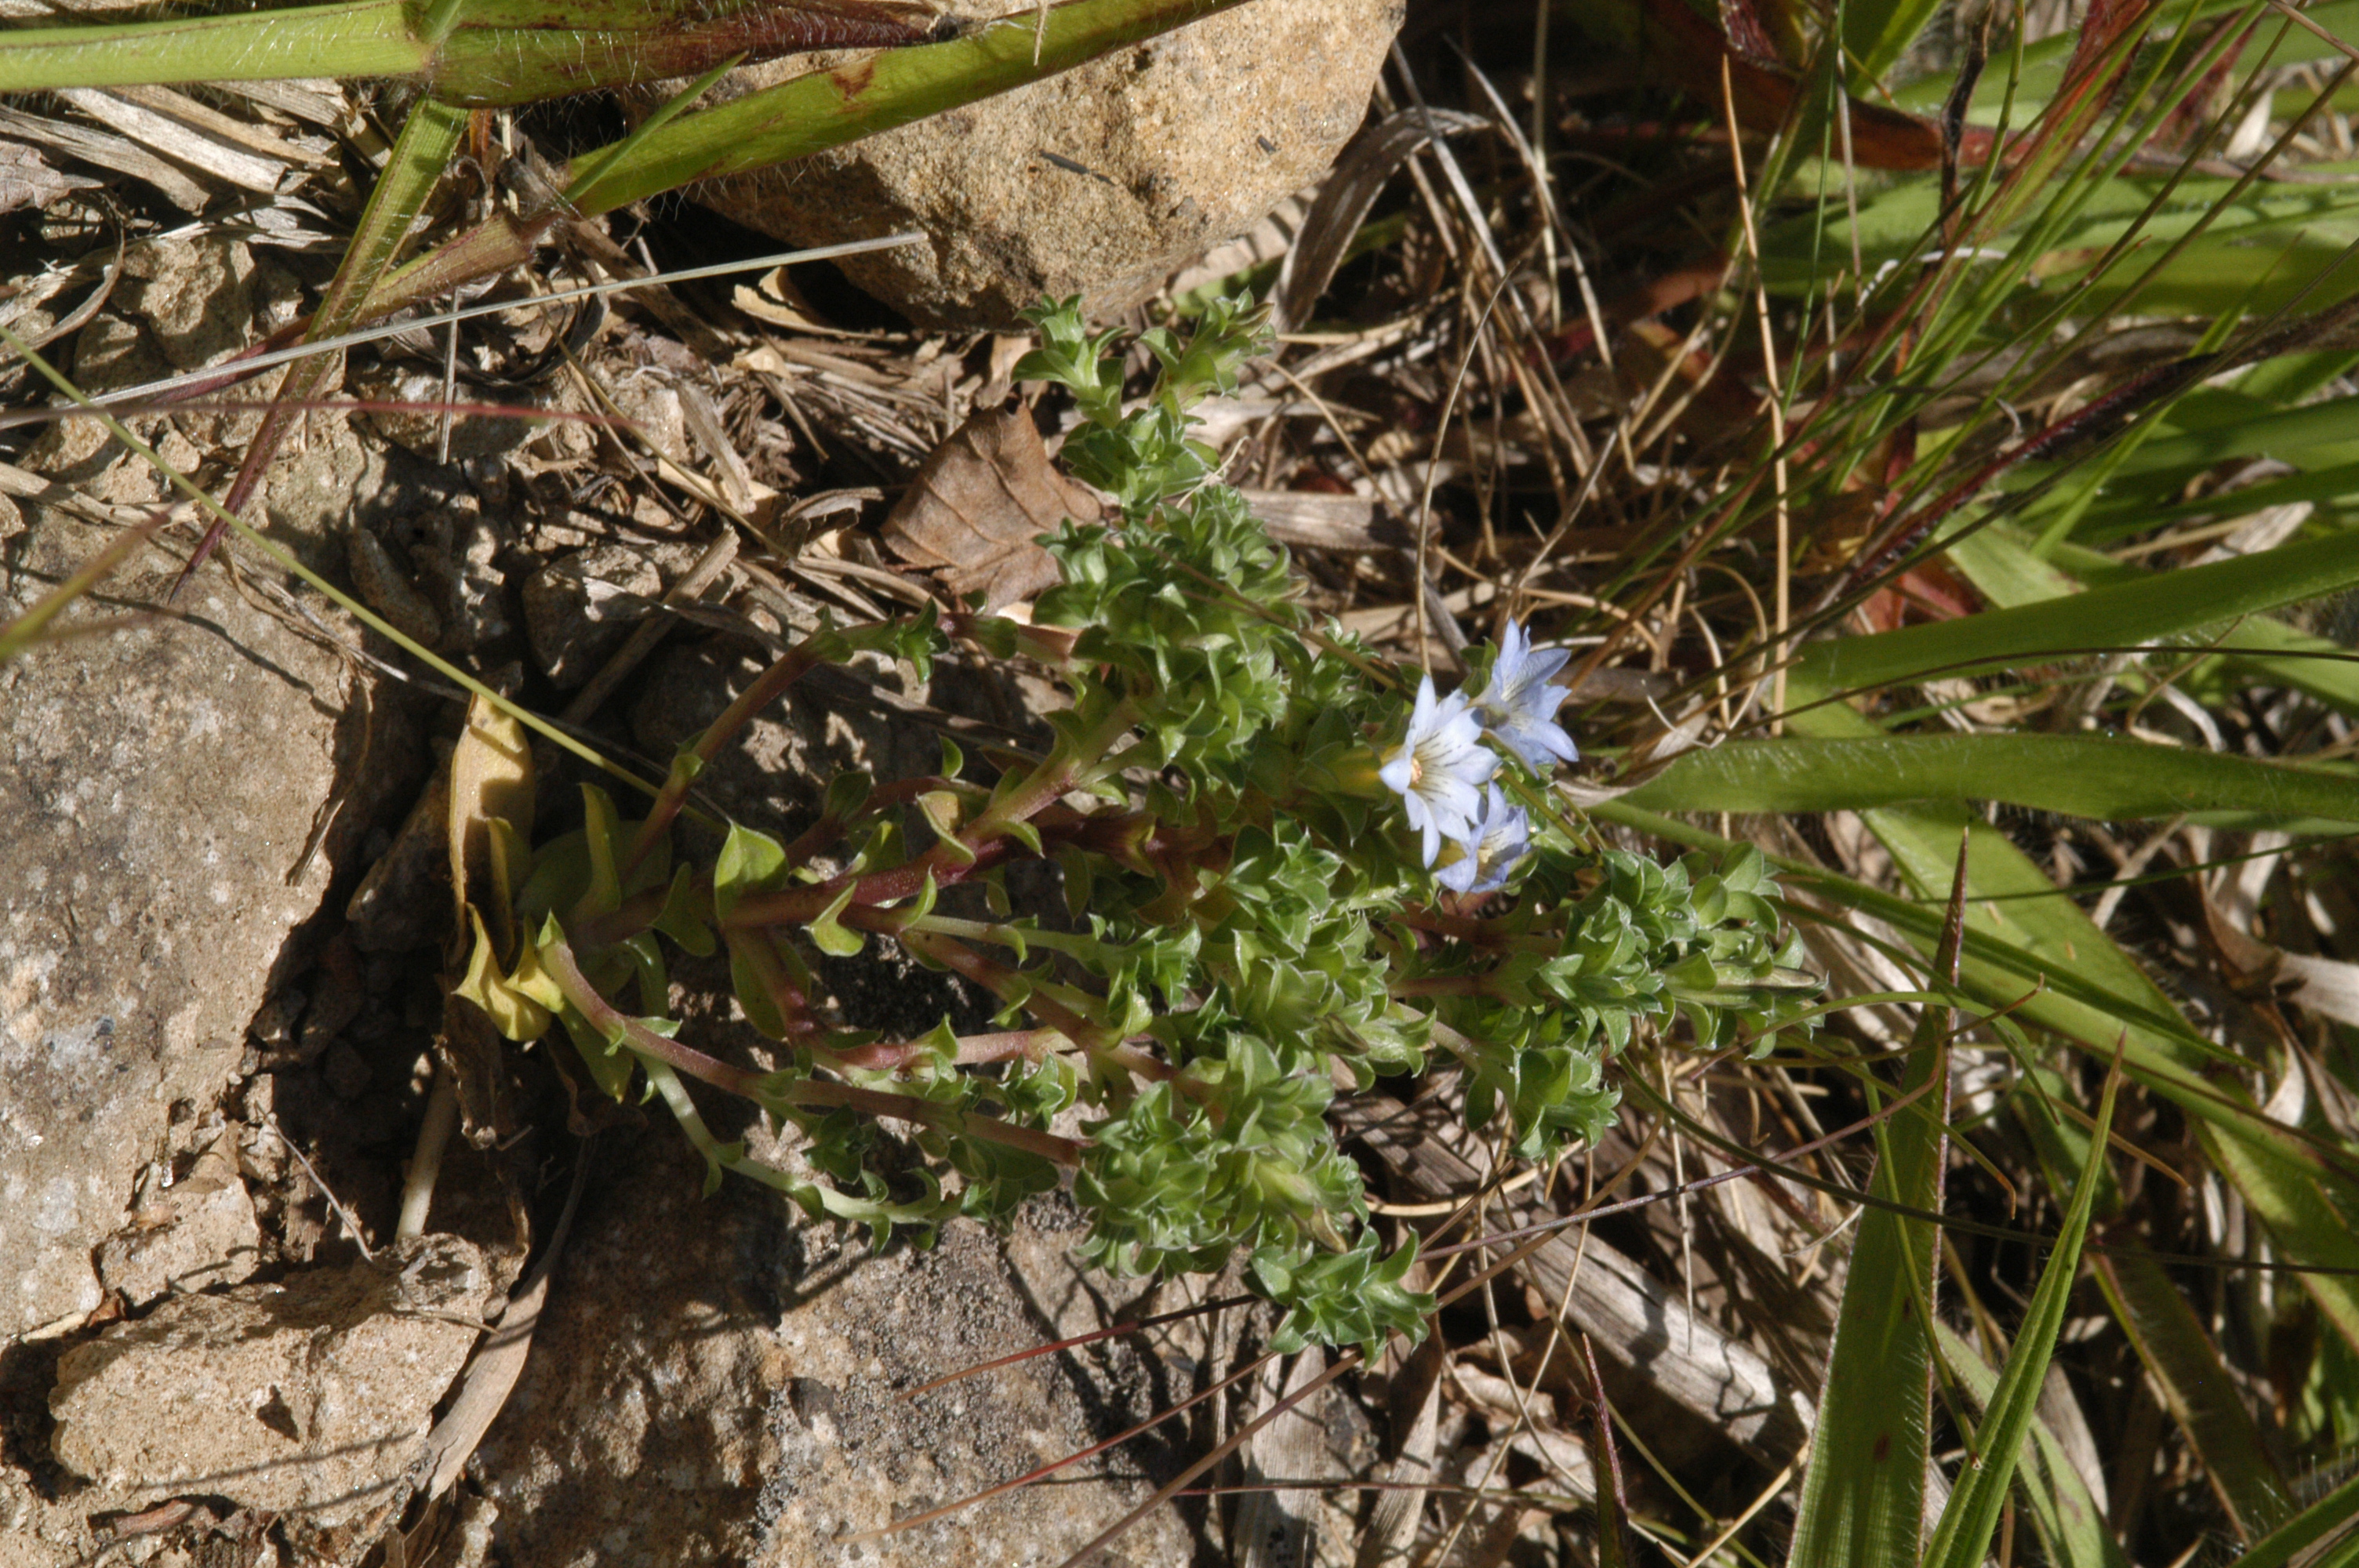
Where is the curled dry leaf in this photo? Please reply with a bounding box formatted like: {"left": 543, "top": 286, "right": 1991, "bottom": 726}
{"left": 881, "top": 402, "right": 1100, "bottom": 610}
{"left": 447, "top": 692, "right": 534, "bottom": 961}
{"left": 2202, "top": 887, "right": 2359, "bottom": 1029}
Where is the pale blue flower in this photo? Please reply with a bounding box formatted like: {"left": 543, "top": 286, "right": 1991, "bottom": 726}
{"left": 1470, "top": 619, "right": 1578, "bottom": 773}
{"left": 1435, "top": 785, "right": 1532, "bottom": 895}
{"left": 1379, "top": 675, "right": 1497, "bottom": 866}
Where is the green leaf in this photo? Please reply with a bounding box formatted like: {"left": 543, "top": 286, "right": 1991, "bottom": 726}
{"left": 808, "top": 881, "right": 865, "bottom": 958}
{"left": 2094, "top": 1251, "right": 2295, "bottom": 1540}
{"left": 2219, "top": 1465, "right": 2359, "bottom": 1568}
{"left": 1795, "top": 527, "right": 2359, "bottom": 694}
{"left": 916, "top": 790, "right": 976, "bottom": 866}
{"left": 1929, "top": 1321, "right": 2128, "bottom": 1568}
{"left": 452, "top": 906, "right": 553, "bottom": 1042}
{"left": 556, "top": 0, "right": 1257, "bottom": 218}
{"left": 1622, "top": 733, "right": 2359, "bottom": 824}
{"left": 714, "top": 820, "right": 788, "bottom": 920}
{"left": 558, "top": 1004, "right": 636, "bottom": 1102}
{"left": 652, "top": 865, "right": 716, "bottom": 958}
{"left": 1920, "top": 1053, "right": 2121, "bottom": 1568}
{"left": 576, "top": 783, "right": 625, "bottom": 919}
{"left": 1947, "top": 523, "right": 2359, "bottom": 719}
{"left": 1787, "top": 838, "right": 1964, "bottom": 1567}
{"left": 1843, "top": 0, "right": 1948, "bottom": 88}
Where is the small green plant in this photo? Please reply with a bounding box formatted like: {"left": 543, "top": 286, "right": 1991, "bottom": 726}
{"left": 452, "top": 295, "right": 1820, "bottom": 1355}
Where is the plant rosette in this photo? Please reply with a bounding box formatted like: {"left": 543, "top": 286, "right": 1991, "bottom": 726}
{"left": 453, "top": 293, "right": 1822, "bottom": 1356}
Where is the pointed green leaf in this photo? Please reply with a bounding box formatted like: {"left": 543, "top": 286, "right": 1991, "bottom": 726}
{"left": 652, "top": 865, "right": 716, "bottom": 958}
{"left": 1921, "top": 1056, "right": 2121, "bottom": 1568}
{"left": 1930, "top": 1321, "right": 2128, "bottom": 1568}
{"left": 1622, "top": 733, "right": 2359, "bottom": 824}
{"left": 2094, "top": 1250, "right": 2295, "bottom": 1540}
{"left": 1795, "top": 528, "right": 2359, "bottom": 695}
{"left": 714, "top": 820, "right": 789, "bottom": 920}
{"left": 808, "top": 881, "right": 865, "bottom": 958}
{"left": 1788, "top": 837, "right": 1966, "bottom": 1566}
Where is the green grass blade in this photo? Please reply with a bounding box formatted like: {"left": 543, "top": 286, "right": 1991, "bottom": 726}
{"left": 1920, "top": 1051, "right": 2121, "bottom": 1568}
{"left": 2220, "top": 1467, "right": 2359, "bottom": 1568}
{"left": 2092, "top": 1251, "right": 2296, "bottom": 1539}
{"left": 1786, "top": 838, "right": 1968, "bottom": 1566}
{"left": 0, "top": 0, "right": 940, "bottom": 103}
{"left": 1621, "top": 733, "right": 2359, "bottom": 824}
{"left": 1946, "top": 523, "right": 2359, "bottom": 720}
{"left": 559, "top": 0, "right": 1253, "bottom": 216}
{"left": 1605, "top": 782, "right": 2359, "bottom": 1363}
{"left": 2202, "top": 1130, "right": 2359, "bottom": 1356}
{"left": 1794, "top": 528, "right": 2359, "bottom": 695}
{"left": 1843, "top": 0, "right": 1948, "bottom": 89}
{"left": 0, "top": 513, "right": 164, "bottom": 665}
{"left": 358, "top": 0, "right": 1252, "bottom": 322}
{"left": 1929, "top": 1320, "right": 2129, "bottom": 1568}
{"left": 0, "top": 0, "right": 423, "bottom": 94}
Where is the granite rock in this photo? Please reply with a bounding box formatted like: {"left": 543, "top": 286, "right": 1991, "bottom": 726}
{"left": 0, "top": 528, "right": 355, "bottom": 1338}
{"left": 471, "top": 1126, "right": 1194, "bottom": 1566}
{"left": 49, "top": 1233, "right": 495, "bottom": 1528}
{"left": 92, "top": 1135, "right": 265, "bottom": 1307}
{"left": 694, "top": 0, "right": 1406, "bottom": 327}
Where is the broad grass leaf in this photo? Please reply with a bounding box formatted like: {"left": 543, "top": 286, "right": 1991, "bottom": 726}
{"left": 2215, "top": 1465, "right": 2359, "bottom": 1568}
{"left": 1944, "top": 523, "right": 2359, "bottom": 719}
{"left": 1622, "top": 733, "right": 2359, "bottom": 824}
{"left": 2095, "top": 1250, "right": 2296, "bottom": 1539}
{"left": 1792, "top": 527, "right": 2359, "bottom": 693}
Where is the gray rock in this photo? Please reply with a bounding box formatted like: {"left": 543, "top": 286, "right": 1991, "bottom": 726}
{"left": 93, "top": 1136, "right": 265, "bottom": 1307}
{"left": 694, "top": 0, "right": 1406, "bottom": 328}
{"left": 0, "top": 528, "right": 354, "bottom": 1338}
{"left": 349, "top": 521, "right": 445, "bottom": 648}
{"left": 411, "top": 502, "right": 514, "bottom": 656}
{"left": 49, "top": 1233, "right": 495, "bottom": 1528}
{"left": 522, "top": 544, "right": 664, "bottom": 688}
{"left": 472, "top": 1127, "right": 1193, "bottom": 1567}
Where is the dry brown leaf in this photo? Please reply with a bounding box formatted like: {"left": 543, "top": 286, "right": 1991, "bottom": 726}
{"left": 881, "top": 403, "right": 1100, "bottom": 609}
{"left": 446, "top": 692, "right": 534, "bottom": 960}
{"left": 2203, "top": 887, "right": 2359, "bottom": 1029}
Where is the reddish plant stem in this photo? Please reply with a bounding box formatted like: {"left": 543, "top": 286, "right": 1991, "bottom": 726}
{"left": 620, "top": 630, "right": 848, "bottom": 879}
{"left": 896, "top": 927, "right": 1110, "bottom": 1049}
{"left": 786, "top": 1078, "right": 1082, "bottom": 1167}
{"left": 822, "top": 1029, "right": 1058, "bottom": 1073}
{"left": 538, "top": 930, "right": 1081, "bottom": 1165}
{"left": 728, "top": 832, "right": 1030, "bottom": 928}
{"left": 724, "top": 925, "right": 827, "bottom": 1044}
{"left": 722, "top": 701, "right": 1141, "bottom": 930}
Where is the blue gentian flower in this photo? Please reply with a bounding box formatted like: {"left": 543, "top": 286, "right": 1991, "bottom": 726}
{"left": 1470, "top": 619, "right": 1578, "bottom": 773}
{"left": 1434, "top": 785, "right": 1532, "bottom": 895}
{"left": 1379, "top": 675, "right": 1497, "bottom": 866}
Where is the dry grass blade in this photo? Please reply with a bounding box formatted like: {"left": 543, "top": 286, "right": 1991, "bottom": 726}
{"left": 1335, "top": 1095, "right": 1815, "bottom": 1468}
{"left": 1274, "top": 106, "right": 1486, "bottom": 331}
